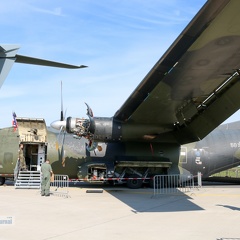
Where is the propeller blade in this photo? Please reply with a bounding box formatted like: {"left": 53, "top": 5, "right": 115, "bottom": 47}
{"left": 51, "top": 81, "right": 66, "bottom": 130}
{"left": 85, "top": 102, "right": 94, "bottom": 117}
{"left": 53, "top": 81, "right": 68, "bottom": 166}
{"left": 60, "top": 131, "right": 66, "bottom": 167}
{"left": 60, "top": 81, "right": 64, "bottom": 121}
{"left": 86, "top": 141, "right": 98, "bottom": 152}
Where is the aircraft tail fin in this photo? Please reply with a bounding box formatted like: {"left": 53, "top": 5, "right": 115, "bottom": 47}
{"left": 0, "top": 44, "right": 20, "bottom": 89}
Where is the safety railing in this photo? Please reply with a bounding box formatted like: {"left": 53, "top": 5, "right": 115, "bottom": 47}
{"left": 50, "top": 174, "right": 69, "bottom": 198}
{"left": 153, "top": 174, "right": 195, "bottom": 196}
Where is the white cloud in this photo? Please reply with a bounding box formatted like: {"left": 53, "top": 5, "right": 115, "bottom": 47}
{"left": 30, "top": 6, "right": 64, "bottom": 16}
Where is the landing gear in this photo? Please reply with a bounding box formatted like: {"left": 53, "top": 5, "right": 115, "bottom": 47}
{"left": 0, "top": 177, "right": 5, "bottom": 185}
{"left": 126, "top": 174, "right": 143, "bottom": 189}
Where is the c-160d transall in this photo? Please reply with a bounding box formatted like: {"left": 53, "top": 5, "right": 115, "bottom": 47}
{"left": 0, "top": 116, "right": 240, "bottom": 188}
{"left": 1, "top": 0, "right": 240, "bottom": 188}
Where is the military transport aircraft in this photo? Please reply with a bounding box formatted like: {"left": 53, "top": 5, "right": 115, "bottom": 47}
{"left": 50, "top": 0, "right": 240, "bottom": 183}
{"left": 0, "top": 117, "right": 240, "bottom": 188}
{"left": 1, "top": 0, "right": 240, "bottom": 188}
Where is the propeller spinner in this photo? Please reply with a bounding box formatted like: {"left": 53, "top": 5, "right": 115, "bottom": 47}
{"left": 51, "top": 102, "right": 100, "bottom": 152}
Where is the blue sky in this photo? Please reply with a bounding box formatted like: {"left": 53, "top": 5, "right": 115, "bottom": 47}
{"left": 0, "top": 0, "right": 238, "bottom": 128}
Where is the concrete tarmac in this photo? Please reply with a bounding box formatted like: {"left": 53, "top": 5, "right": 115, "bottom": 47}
{"left": 0, "top": 182, "right": 240, "bottom": 240}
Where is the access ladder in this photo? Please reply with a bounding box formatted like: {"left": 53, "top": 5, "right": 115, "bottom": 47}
{"left": 15, "top": 171, "right": 41, "bottom": 189}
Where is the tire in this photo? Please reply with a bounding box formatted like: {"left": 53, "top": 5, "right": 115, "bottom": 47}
{"left": 107, "top": 180, "right": 115, "bottom": 186}
{"left": 0, "top": 177, "right": 5, "bottom": 186}
{"left": 126, "top": 175, "right": 143, "bottom": 189}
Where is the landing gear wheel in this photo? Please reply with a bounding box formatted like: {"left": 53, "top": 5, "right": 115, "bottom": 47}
{"left": 107, "top": 180, "right": 115, "bottom": 186}
{"left": 0, "top": 177, "right": 5, "bottom": 185}
{"left": 126, "top": 174, "right": 143, "bottom": 189}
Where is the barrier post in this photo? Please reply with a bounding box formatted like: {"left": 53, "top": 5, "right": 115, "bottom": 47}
{"left": 197, "top": 172, "right": 202, "bottom": 188}
{"left": 153, "top": 174, "right": 196, "bottom": 197}
{"left": 50, "top": 174, "right": 69, "bottom": 198}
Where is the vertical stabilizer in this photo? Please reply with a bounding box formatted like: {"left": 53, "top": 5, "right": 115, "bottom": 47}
{"left": 0, "top": 45, "right": 20, "bottom": 89}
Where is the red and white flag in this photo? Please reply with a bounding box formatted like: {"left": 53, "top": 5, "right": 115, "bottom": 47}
{"left": 12, "top": 112, "right": 18, "bottom": 131}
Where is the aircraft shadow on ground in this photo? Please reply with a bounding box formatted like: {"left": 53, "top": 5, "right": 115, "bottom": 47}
{"left": 105, "top": 189, "right": 203, "bottom": 213}
{"left": 71, "top": 182, "right": 204, "bottom": 213}
{"left": 216, "top": 204, "right": 240, "bottom": 211}
{"left": 4, "top": 180, "right": 204, "bottom": 213}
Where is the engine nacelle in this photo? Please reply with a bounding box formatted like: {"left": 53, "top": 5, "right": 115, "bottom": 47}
{"left": 66, "top": 116, "right": 122, "bottom": 142}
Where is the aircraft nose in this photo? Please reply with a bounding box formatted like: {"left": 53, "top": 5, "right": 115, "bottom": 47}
{"left": 50, "top": 120, "right": 66, "bottom": 130}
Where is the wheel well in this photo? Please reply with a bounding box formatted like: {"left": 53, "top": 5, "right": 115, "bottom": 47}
{"left": 0, "top": 176, "right": 6, "bottom": 185}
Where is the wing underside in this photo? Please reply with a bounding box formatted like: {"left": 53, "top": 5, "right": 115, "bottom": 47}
{"left": 115, "top": 0, "right": 240, "bottom": 144}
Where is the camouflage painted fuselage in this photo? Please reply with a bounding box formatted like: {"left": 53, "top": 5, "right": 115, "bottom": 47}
{"left": 0, "top": 121, "right": 240, "bottom": 182}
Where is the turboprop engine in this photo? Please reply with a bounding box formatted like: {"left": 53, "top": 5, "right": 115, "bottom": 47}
{"left": 51, "top": 103, "right": 122, "bottom": 151}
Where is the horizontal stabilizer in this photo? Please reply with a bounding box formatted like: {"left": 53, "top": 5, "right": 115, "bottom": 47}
{"left": 15, "top": 54, "right": 87, "bottom": 69}
{"left": 0, "top": 44, "right": 87, "bottom": 89}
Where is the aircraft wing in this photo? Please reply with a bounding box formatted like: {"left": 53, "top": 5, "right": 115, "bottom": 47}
{"left": 114, "top": 0, "right": 240, "bottom": 144}
{"left": 0, "top": 44, "right": 87, "bottom": 89}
